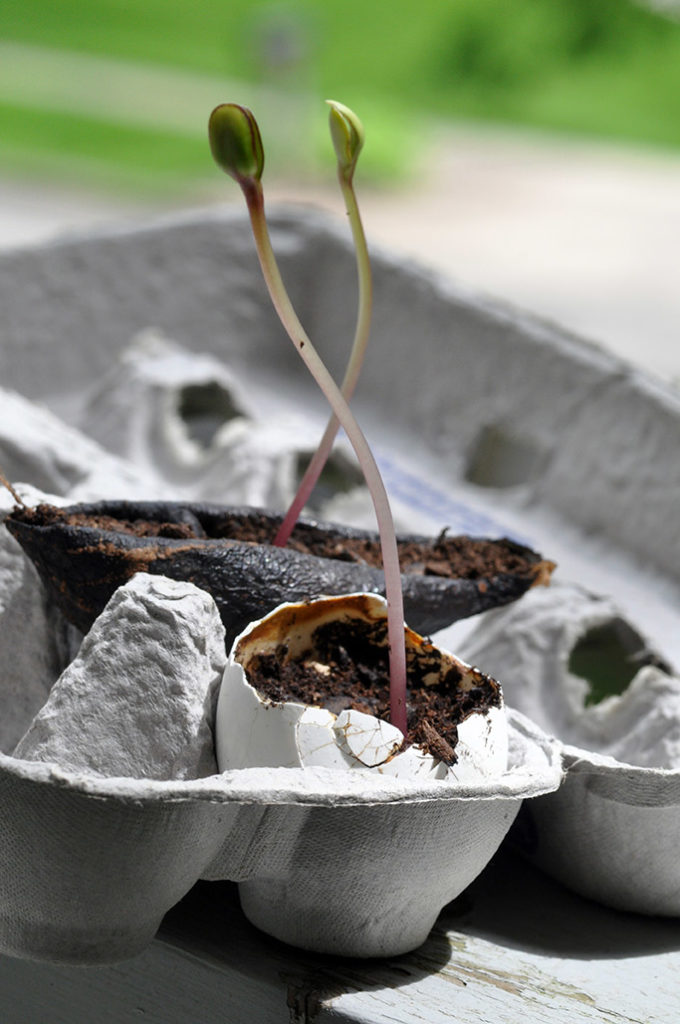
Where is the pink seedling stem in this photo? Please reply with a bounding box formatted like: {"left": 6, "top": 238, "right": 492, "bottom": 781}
{"left": 208, "top": 102, "right": 408, "bottom": 736}
{"left": 273, "top": 102, "right": 372, "bottom": 548}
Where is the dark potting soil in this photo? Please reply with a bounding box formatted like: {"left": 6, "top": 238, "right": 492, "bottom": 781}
{"left": 19, "top": 505, "right": 200, "bottom": 540}
{"left": 18, "top": 504, "right": 538, "bottom": 582}
{"left": 244, "top": 616, "right": 502, "bottom": 765}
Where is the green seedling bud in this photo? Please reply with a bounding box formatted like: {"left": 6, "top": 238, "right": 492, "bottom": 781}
{"left": 327, "top": 100, "right": 364, "bottom": 180}
{"left": 209, "top": 103, "right": 264, "bottom": 185}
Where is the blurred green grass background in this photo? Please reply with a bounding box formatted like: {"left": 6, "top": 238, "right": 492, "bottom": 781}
{"left": 2, "top": 0, "right": 680, "bottom": 193}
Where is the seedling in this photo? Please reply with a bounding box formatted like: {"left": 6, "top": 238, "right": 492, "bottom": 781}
{"left": 208, "top": 101, "right": 407, "bottom": 735}
{"left": 273, "top": 101, "right": 372, "bottom": 548}
{"left": 0, "top": 470, "right": 24, "bottom": 508}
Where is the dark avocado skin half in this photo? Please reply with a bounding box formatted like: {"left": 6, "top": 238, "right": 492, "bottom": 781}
{"left": 5, "top": 500, "right": 551, "bottom": 646}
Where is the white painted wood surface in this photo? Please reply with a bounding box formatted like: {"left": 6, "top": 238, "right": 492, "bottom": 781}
{"left": 0, "top": 848, "right": 678, "bottom": 1023}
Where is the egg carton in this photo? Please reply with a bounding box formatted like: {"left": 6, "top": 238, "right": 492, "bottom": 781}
{"left": 461, "top": 583, "right": 680, "bottom": 916}
{"left": 1, "top": 206, "right": 680, "bottom": 960}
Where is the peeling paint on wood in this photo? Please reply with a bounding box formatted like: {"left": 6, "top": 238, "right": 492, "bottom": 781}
{"left": 2, "top": 852, "right": 676, "bottom": 1023}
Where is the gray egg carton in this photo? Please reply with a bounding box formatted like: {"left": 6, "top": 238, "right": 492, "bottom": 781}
{"left": 1, "top": 205, "right": 679, "bottom": 962}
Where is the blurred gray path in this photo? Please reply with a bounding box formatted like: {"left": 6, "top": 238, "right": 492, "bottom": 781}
{"left": 2, "top": 125, "right": 679, "bottom": 384}
{"left": 278, "top": 125, "right": 680, "bottom": 385}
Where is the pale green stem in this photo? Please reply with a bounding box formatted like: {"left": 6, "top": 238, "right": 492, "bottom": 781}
{"left": 273, "top": 168, "right": 372, "bottom": 547}
{"left": 243, "top": 179, "right": 407, "bottom": 735}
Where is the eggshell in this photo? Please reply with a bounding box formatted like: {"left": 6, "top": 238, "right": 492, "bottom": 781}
{"left": 216, "top": 592, "right": 508, "bottom": 782}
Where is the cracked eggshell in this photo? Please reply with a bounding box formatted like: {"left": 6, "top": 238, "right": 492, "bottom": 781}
{"left": 333, "top": 708, "right": 403, "bottom": 768}
{"left": 216, "top": 592, "right": 508, "bottom": 783}
{"left": 218, "top": 659, "right": 353, "bottom": 771}
{"left": 461, "top": 582, "right": 680, "bottom": 915}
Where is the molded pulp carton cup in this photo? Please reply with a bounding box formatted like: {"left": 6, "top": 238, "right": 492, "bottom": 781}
{"left": 461, "top": 584, "right": 680, "bottom": 916}
{"left": 0, "top": 712, "right": 560, "bottom": 962}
